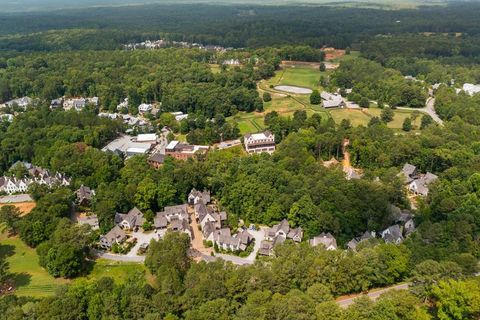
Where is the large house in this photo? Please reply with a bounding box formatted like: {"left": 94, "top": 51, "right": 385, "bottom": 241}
{"left": 63, "top": 97, "right": 98, "bottom": 111}
{"left": 243, "top": 131, "right": 276, "bottom": 155}
{"left": 170, "top": 219, "right": 193, "bottom": 238}
{"left": 138, "top": 103, "right": 153, "bottom": 113}
{"left": 309, "top": 233, "right": 337, "bottom": 250}
{"left": 398, "top": 163, "right": 438, "bottom": 196}
{"left": 148, "top": 153, "right": 165, "bottom": 169}
{"left": 154, "top": 204, "right": 191, "bottom": 238}
{"left": 165, "top": 141, "right": 209, "bottom": 160}
{"left": 321, "top": 92, "right": 345, "bottom": 109}
{"left": 99, "top": 225, "right": 127, "bottom": 249}
{"left": 381, "top": 225, "right": 404, "bottom": 244}
{"left": 461, "top": 83, "right": 480, "bottom": 96}
{"left": 75, "top": 185, "right": 95, "bottom": 207}
{"left": 188, "top": 188, "right": 211, "bottom": 205}
{"left": 3, "top": 97, "right": 33, "bottom": 109}
{"left": 115, "top": 207, "right": 145, "bottom": 231}
{"left": 346, "top": 231, "right": 375, "bottom": 251}
{"left": 213, "top": 228, "right": 253, "bottom": 251}
{"left": 260, "top": 219, "right": 303, "bottom": 256}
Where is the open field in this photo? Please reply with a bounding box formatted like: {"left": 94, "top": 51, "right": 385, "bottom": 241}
{"left": 331, "top": 107, "right": 422, "bottom": 129}
{"left": 0, "top": 230, "right": 69, "bottom": 297}
{"left": 76, "top": 259, "right": 147, "bottom": 285}
{"left": 265, "top": 66, "right": 326, "bottom": 90}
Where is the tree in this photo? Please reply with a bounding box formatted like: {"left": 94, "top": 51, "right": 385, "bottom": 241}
{"left": 381, "top": 107, "right": 394, "bottom": 123}
{"left": 421, "top": 114, "right": 433, "bottom": 129}
{"left": 319, "top": 63, "right": 326, "bottom": 72}
{"left": 359, "top": 97, "right": 370, "bottom": 108}
{"left": 402, "top": 117, "right": 412, "bottom": 131}
{"left": 0, "top": 205, "right": 21, "bottom": 235}
{"left": 431, "top": 279, "right": 480, "bottom": 320}
{"left": 0, "top": 254, "right": 10, "bottom": 286}
{"left": 263, "top": 92, "right": 272, "bottom": 102}
{"left": 310, "top": 89, "right": 321, "bottom": 105}
{"left": 368, "top": 116, "right": 382, "bottom": 127}
{"left": 145, "top": 232, "right": 191, "bottom": 278}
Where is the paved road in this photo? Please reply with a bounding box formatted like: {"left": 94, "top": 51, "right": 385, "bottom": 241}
{"left": 336, "top": 283, "right": 410, "bottom": 308}
{"left": 397, "top": 97, "right": 444, "bottom": 126}
{"left": 0, "top": 194, "right": 33, "bottom": 203}
{"left": 93, "top": 249, "right": 145, "bottom": 263}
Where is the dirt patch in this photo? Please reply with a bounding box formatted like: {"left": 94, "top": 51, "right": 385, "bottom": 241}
{"left": 281, "top": 60, "right": 321, "bottom": 69}
{"left": 0, "top": 202, "right": 36, "bottom": 216}
{"left": 321, "top": 47, "right": 346, "bottom": 61}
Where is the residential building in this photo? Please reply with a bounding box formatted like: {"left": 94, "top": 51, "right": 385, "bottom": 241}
{"left": 398, "top": 163, "right": 418, "bottom": 184}
{"left": 115, "top": 207, "right": 145, "bottom": 231}
{"left": 243, "top": 131, "right": 276, "bottom": 155}
{"left": 346, "top": 231, "right": 375, "bottom": 251}
{"left": 213, "top": 228, "right": 253, "bottom": 251}
{"left": 171, "top": 112, "right": 188, "bottom": 121}
{"left": 188, "top": 188, "right": 211, "bottom": 205}
{"left": 461, "top": 83, "right": 480, "bottom": 96}
{"left": 0, "top": 114, "right": 14, "bottom": 122}
{"left": 260, "top": 219, "right": 303, "bottom": 256}
{"left": 381, "top": 225, "right": 404, "bottom": 244}
{"left": 50, "top": 98, "right": 63, "bottom": 109}
{"left": 309, "top": 233, "right": 337, "bottom": 250}
{"left": 4, "top": 97, "right": 33, "bottom": 109}
{"left": 117, "top": 98, "right": 129, "bottom": 111}
{"left": 165, "top": 140, "right": 209, "bottom": 160}
{"left": 170, "top": 219, "right": 193, "bottom": 238}
{"left": 408, "top": 172, "right": 438, "bottom": 196}
{"left": 75, "top": 185, "right": 95, "bottom": 207}
{"left": 138, "top": 103, "right": 153, "bottom": 113}
{"left": 102, "top": 134, "right": 155, "bottom": 157}
{"left": 99, "top": 225, "right": 127, "bottom": 249}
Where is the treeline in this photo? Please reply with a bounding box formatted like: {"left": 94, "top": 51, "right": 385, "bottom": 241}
{"left": 3, "top": 3, "right": 480, "bottom": 50}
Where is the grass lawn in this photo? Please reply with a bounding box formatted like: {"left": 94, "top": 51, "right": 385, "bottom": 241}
{"left": 265, "top": 66, "right": 327, "bottom": 90}
{"left": 0, "top": 230, "right": 69, "bottom": 297}
{"left": 367, "top": 108, "right": 422, "bottom": 129}
{"left": 330, "top": 109, "right": 372, "bottom": 127}
{"left": 76, "top": 259, "right": 147, "bottom": 285}
{"left": 330, "top": 107, "right": 422, "bottom": 129}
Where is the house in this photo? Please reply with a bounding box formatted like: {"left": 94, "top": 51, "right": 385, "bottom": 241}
{"left": 213, "top": 228, "right": 253, "bottom": 251}
{"left": 408, "top": 172, "right": 438, "bottom": 196}
{"left": 99, "top": 225, "right": 127, "bottom": 249}
{"left": 202, "top": 221, "right": 217, "bottom": 241}
{"left": 243, "top": 131, "right": 276, "bottom": 155}
{"left": 344, "top": 167, "right": 361, "bottom": 180}
{"left": 170, "top": 219, "right": 193, "bottom": 238}
{"left": 165, "top": 141, "right": 209, "bottom": 160}
{"left": 346, "top": 231, "right": 375, "bottom": 251}
{"left": 117, "top": 98, "right": 129, "bottom": 111}
{"left": 138, "top": 103, "right": 153, "bottom": 113}
{"left": 77, "top": 214, "right": 99, "bottom": 230}
{"left": 461, "top": 83, "right": 480, "bottom": 96}
{"left": 260, "top": 219, "right": 302, "bottom": 256}
{"left": 75, "top": 185, "right": 95, "bottom": 207}
{"left": 148, "top": 153, "right": 165, "bottom": 169}
{"left": 135, "top": 134, "right": 158, "bottom": 143}
{"left": 158, "top": 204, "right": 189, "bottom": 222}
{"left": 188, "top": 188, "right": 211, "bottom": 205}
{"left": 265, "top": 219, "right": 303, "bottom": 243}
{"left": 404, "top": 218, "right": 416, "bottom": 236}
{"left": 223, "top": 59, "right": 241, "bottom": 66}
{"left": 50, "top": 98, "right": 63, "bottom": 109}
{"left": 115, "top": 207, "right": 145, "bottom": 230}
{"left": 170, "top": 112, "right": 189, "bottom": 121}
{"left": 398, "top": 163, "right": 418, "bottom": 184}
{"left": 5, "top": 97, "right": 33, "bottom": 109}
{"left": 381, "top": 225, "right": 404, "bottom": 244}
{"left": 310, "top": 233, "right": 337, "bottom": 250}
{"left": 64, "top": 98, "right": 86, "bottom": 111}
{"left": 321, "top": 92, "right": 345, "bottom": 108}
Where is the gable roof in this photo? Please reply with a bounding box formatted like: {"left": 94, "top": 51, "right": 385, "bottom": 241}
{"left": 103, "top": 225, "right": 127, "bottom": 244}
{"left": 310, "top": 232, "right": 337, "bottom": 249}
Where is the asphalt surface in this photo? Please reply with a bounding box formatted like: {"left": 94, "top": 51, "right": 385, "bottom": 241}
{"left": 336, "top": 283, "right": 410, "bottom": 308}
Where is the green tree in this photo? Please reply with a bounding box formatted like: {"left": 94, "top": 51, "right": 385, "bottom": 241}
{"left": 421, "top": 114, "right": 433, "bottom": 129}
{"left": 359, "top": 97, "right": 370, "bottom": 108}
{"left": 319, "top": 63, "right": 326, "bottom": 72}
{"left": 381, "top": 107, "right": 394, "bottom": 123}
{"left": 402, "top": 117, "right": 412, "bottom": 131}
{"left": 310, "top": 89, "right": 321, "bottom": 105}
{"left": 263, "top": 92, "right": 272, "bottom": 102}
{"left": 0, "top": 205, "right": 21, "bottom": 235}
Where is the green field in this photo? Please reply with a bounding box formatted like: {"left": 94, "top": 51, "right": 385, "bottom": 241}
{"left": 0, "top": 229, "right": 147, "bottom": 297}
{"left": 331, "top": 107, "right": 422, "bottom": 129}
{"left": 0, "top": 231, "right": 69, "bottom": 297}
{"left": 265, "top": 66, "right": 327, "bottom": 90}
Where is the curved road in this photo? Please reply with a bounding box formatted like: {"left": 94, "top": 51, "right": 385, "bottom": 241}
{"left": 397, "top": 97, "right": 443, "bottom": 126}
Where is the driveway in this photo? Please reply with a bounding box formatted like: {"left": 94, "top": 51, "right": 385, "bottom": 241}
{"left": 93, "top": 249, "right": 145, "bottom": 262}
{"left": 125, "top": 229, "right": 166, "bottom": 257}
{"left": 215, "top": 227, "right": 266, "bottom": 265}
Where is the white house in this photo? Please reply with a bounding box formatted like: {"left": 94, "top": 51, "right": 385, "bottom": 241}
{"left": 321, "top": 92, "right": 345, "bottom": 108}
{"left": 309, "top": 233, "right": 337, "bottom": 250}
{"left": 244, "top": 131, "right": 276, "bottom": 155}
{"left": 138, "top": 103, "right": 153, "bottom": 113}
{"left": 461, "top": 83, "right": 480, "bottom": 96}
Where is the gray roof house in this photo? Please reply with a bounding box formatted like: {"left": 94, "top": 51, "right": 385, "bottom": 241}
{"left": 188, "top": 189, "right": 211, "bottom": 205}
{"left": 115, "top": 207, "right": 145, "bottom": 230}
{"left": 99, "top": 225, "right": 127, "bottom": 249}
{"left": 346, "top": 231, "right": 375, "bottom": 251}
{"left": 398, "top": 163, "right": 418, "bottom": 184}
{"left": 213, "top": 228, "right": 253, "bottom": 251}
{"left": 260, "top": 219, "right": 302, "bottom": 256}
{"left": 381, "top": 225, "right": 404, "bottom": 244}
{"left": 171, "top": 219, "right": 192, "bottom": 238}
{"left": 310, "top": 233, "right": 337, "bottom": 250}
{"left": 75, "top": 185, "right": 95, "bottom": 207}
{"left": 408, "top": 172, "right": 438, "bottom": 196}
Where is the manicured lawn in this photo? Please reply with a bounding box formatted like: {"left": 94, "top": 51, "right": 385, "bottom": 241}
{"left": 0, "top": 230, "right": 69, "bottom": 297}
{"left": 266, "top": 66, "right": 327, "bottom": 90}
{"left": 329, "top": 107, "right": 422, "bottom": 129}
{"left": 76, "top": 259, "right": 146, "bottom": 285}
{"left": 367, "top": 108, "right": 422, "bottom": 129}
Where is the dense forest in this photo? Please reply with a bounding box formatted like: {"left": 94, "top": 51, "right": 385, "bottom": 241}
{"left": 2, "top": 3, "right": 480, "bottom": 50}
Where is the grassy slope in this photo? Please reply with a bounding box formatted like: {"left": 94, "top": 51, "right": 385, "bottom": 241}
{"left": 0, "top": 227, "right": 146, "bottom": 297}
